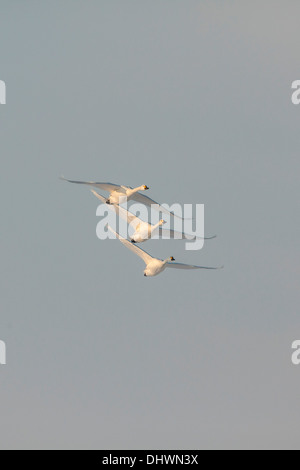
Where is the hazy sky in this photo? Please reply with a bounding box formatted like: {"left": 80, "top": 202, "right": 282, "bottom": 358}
{"left": 0, "top": 0, "right": 300, "bottom": 450}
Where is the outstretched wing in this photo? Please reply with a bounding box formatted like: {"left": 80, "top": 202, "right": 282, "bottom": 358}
{"left": 132, "top": 193, "right": 183, "bottom": 219}
{"left": 107, "top": 226, "right": 154, "bottom": 265}
{"left": 159, "top": 229, "right": 217, "bottom": 240}
{"left": 166, "top": 262, "right": 224, "bottom": 270}
{"left": 60, "top": 177, "right": 123, "bottom": 194}
{"left": 91, "top": 190, "right": 141, "bottom": 225}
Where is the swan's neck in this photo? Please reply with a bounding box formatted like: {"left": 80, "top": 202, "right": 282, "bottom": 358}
{"left": 131, "top": 186, "right": 144, "bottom": 194}
{"left": 152, "top": 221, "right": 162, "bottom": 230}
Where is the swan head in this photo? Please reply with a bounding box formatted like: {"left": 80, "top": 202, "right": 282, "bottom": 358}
{"left": 142, "top": 185, "right": 149, "bottom": 191}
{"left": 170, "top": 256, "right": 175, "bottom": 262}
{"left": 159, "top": 219, "right": 167, "bottom": 226}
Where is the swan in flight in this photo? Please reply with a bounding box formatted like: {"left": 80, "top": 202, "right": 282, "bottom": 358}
{"left": 92, "top": 190, "right": 216, "bottom": 244}
{"left": 60, "top": 176, "right": 181, "bottom": 218}
{"left": 107, "top": 226, "right": 223, "bottom": 277}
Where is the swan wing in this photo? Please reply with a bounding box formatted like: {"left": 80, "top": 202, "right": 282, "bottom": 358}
{"left": 166, "top": 262, "right": 224, "bottom": 270}
{"left": 60, "top": 177, "right": 123, "bottom": 194}
{"left": 107, "top": 226, "right": 154, "bottom": 265}
{"left": 114, "top": 206, "right": 141, "bottom": 225}
{"left": 159, "top": 229, "right": 217, "bottom": 240}
{"left": 132, "top": 193, "right": 182, "bottom": 219}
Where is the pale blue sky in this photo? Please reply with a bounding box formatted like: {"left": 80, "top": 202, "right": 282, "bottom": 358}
{"left": 0, "top": 0, "right": 300, "bottom": 449}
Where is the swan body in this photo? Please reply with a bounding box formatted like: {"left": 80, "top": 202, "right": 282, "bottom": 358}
{"left": 144, "top": 258, "right": 173, "bottom": 277}
{"left": 107, "top": 185, "right": 149, "bottom": 205}
{"left": 132, "top": 220, "right": 165, "bottom": 243}
{"left": 107, "top": 226, "right": 223, "bottom": 277}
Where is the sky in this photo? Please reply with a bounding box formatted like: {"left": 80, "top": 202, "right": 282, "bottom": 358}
{"left": 0, "top": 0, "right": 300, "bottom": 450}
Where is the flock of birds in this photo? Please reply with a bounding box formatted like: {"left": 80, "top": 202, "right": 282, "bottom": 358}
{"left": 61, "top": 177, "right": 223, "bottom": 277}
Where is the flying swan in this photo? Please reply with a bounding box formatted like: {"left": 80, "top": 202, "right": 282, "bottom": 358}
{"left": 107, "top": 225, "right": 223, "bottom": 277}
{"left": 92, "top": 190, "right": 216, "bottom": 244}
{"left": 60, "top": 176, "right": 181, "bottom": 219}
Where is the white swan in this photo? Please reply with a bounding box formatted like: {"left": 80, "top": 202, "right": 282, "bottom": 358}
{"left": 92, "top": 190, "right": 216, "bottom": 244}
{"left": 61, "top": 176, "right": 181, "bottom": 218}
{"left": 107, "top": 226, "right": 223, "bottom": 277}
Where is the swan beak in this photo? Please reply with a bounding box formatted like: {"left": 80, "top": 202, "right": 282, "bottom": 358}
{"left": 170, "top": 257, "right": 175, "bottom": 261}
{"left": 131, "top": 240, "right": 136, "bottom": 244}
{"left": 144, "top": 185, "right": 149, "bottom": 190}
{"left": 144, "top": 273, "right": 147, "bottom": 277}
